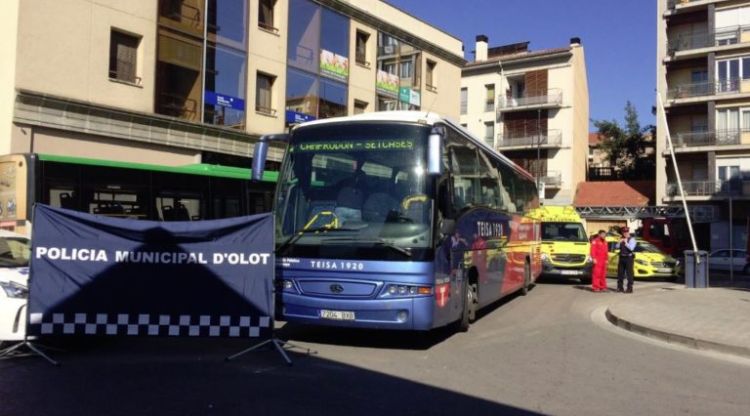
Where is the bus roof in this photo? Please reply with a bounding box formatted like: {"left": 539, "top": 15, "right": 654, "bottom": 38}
{"left": 36, "top": 154, "right": 278, "bottom": 182}
{"left": 295, "top": 111, "right": 445, "bottom": 129}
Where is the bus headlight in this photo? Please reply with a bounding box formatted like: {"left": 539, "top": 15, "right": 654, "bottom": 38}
{"left": 382, "top": 284, "right": 432, "bottom": 297}
{"left": 277, "top": 279, "right": 297, "bottom": 293}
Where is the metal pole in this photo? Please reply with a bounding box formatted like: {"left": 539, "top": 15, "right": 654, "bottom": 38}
{"left": 729, "top": 192, "right": 734, "bottom": 283}
{"left": 199, "top": 0, "right": 209, "bottom": 123}
{"left": 537, "top": 108, "right": 541, "bottom": 188}
{"left": 656, "top": 92, "right": 699, "bottom": 259}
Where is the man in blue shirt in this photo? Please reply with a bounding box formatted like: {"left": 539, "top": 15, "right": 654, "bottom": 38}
{"left": 617, "top": 227, "right": 637, "bottom": 293}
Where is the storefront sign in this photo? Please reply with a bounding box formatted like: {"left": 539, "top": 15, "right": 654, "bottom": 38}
{"left": 285, "top": 110, "right": 316, "bottom": 125}
{"left": 320, "top": 49, "right": 349, "bottom": 81}
{"left": 204, "top": 91, "right": 245, "bottom": 111}
{"left": 376, "top": 70, "right": 399, "bottom": 97}
{"left": 398, "top": 88, "right": 421, "bottom": 107}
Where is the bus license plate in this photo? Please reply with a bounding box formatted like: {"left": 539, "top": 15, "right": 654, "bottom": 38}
{"left": 560, "top": 270, "right": 581, "bottom": 276}
{"left": 657, "top": 268, "right": 673, "bottom": 273}
{"left": 320, "top": 309, "right": 356, "bottom": 321}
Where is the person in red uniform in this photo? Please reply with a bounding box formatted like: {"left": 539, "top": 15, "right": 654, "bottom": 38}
{"left": 590, "top": 230, "right": 609, "bottom": 292}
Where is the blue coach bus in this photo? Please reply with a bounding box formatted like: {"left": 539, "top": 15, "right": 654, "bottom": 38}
{"left": 252, "top": 112, "right": 541, "bottom": 331}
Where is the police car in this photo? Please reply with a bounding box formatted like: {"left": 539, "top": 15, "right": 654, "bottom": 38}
{"left": 605, "top": 235, "right": 679, "bottom": 280}
{"left": 0, "top": 230, "right": 30, "bottom": 344}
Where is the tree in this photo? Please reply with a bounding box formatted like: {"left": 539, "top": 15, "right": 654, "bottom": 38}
{"left": 593, "top": 101, "right": 656, "bottom": 180}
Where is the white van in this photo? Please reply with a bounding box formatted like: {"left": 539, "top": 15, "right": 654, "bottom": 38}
{"left": 0, "top": 230, "right": 30, "bottom": 343}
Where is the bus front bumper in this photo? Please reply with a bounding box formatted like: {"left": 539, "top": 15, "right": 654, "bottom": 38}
{"left": 279, "top": 293, "right": 436, "bottom": 331}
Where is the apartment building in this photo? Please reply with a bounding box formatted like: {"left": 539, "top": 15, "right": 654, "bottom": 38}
{"left": 460, "top": 36, "right": 589, "bottom": 205}
{"left": 0, "top": 0, "right": 463, "bottom": 167}
{"left": 657, "top": 0, "right": 750, "bottom": 249}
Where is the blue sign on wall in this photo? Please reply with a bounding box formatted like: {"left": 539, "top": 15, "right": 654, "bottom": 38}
{"left": 205, "top": 91, "right": 245, "bottom": 111}
{"left": 285, "top": 110, "right": 316, "bottom": 124}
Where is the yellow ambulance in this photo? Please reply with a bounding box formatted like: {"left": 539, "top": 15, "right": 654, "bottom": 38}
{"left": 526, "top": 206, "right": 592, "bottom": 283}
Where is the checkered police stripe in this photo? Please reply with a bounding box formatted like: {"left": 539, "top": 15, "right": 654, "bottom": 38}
{"left": 28, "top": 313, "right": 271, "bottom": 337}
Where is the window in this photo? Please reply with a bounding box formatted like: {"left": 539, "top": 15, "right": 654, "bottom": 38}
{"left": 449, "top": 137, "right": 480, "bottom": 211}
{"left": 460, "top": 87, "right": 467, "bottom": 115}
{"left": 717, "top": 58, "right": 741, "bottom": 92}
{"left": 258, "top": 0, "right": 277, "bottom": 31}
{"left": 426, "top": 60, "right": 436, "bottom": 90}
{"left": 484, "top": 122, "right": 494, "bottom": 146}
{"left": 485, "top": 84, "right": 495, "bottom": 111}
{"left": 109, "top": 30, "right": 140, "bottom": 84}
{"left": 285, "top": 0, "right": 349, "bottom": 121}
{"left": 256, "top": 72, "right": 276, "bottom": 115}
{"left": 355, "top": 30, "right": 369, "bottom": 65}
{"left": 377, "top": 95, "right": 397, "bottom": 111}
{"left": 399, "top": 60, "right": 412, "bottom": 79}
{"left": 354, "top": 100, "right": 368, "bottom": 114}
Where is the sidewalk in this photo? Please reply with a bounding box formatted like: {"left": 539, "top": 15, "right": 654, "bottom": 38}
{"left": 605, "top": 286, "right": 750, "bottom": 358}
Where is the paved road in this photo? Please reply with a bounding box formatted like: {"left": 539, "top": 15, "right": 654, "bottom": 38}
{"left": 1, "top": 279, "right": 749, "bottom": 416}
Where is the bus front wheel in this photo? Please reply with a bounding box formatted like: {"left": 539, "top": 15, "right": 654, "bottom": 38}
{"left": 521, "top": 262, "right": 531, "bottom": 296}
{"left": 455, "top": 280, "right": 477, "bottom": 332}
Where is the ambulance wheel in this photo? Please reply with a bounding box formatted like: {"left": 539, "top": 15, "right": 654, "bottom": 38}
{"left": 521, "top": 262, "right": 531, "bottom": 296}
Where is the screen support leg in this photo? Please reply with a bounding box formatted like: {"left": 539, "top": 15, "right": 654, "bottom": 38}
{"left": 0, "top": 340, "right": 60, "bottom": 366}
{"left": 225, "top": 337, "right": 313, "bottom": 366}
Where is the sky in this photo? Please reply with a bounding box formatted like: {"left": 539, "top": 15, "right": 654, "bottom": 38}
{"left": 387, "top": 0, "right": 656, "bottom": 130}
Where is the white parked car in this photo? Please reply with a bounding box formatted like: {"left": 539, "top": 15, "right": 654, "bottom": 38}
{"left": 708, "top": 249, "right": 748, "bottom": 274}
{"left": 0, "top": 230, "right": 30, "bottom": 343}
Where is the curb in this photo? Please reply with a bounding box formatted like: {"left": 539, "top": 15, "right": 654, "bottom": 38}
{"left": 604, "top": 307, "right": 750, "bottom": 359}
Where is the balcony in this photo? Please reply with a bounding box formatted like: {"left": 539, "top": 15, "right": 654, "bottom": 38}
{"left": 497, "top": 89, "right": 563, "bottom": 112}
{"left": 543, "top": 171, "right": 562, "bottom": 188}
{"left": 666, "top": 78, "right": 750, "bottom": 104}
{"left": 496, "top": 129, "right": 562, "bottom": 150}
{"left": 667, "top": 26, "right": 750, "bottom": 55}
{"left": 666, "top": 179, "right": 750, "bottom": 198}
{"left": 666, "top": 0, "right": 723, "bottom": 14}
{"left": 670, "top": 129, "right": 745, "bottom": 151}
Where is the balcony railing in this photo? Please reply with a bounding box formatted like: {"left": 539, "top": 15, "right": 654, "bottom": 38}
{"left": 497, "top": 89, "right": 563, "bottom": 110}
{"left": 667, "top": 78, "right": 741, "bottom": 99}
{"left": 667, "top": 0, "right": 704, "bottom": 9}
{"left": 543, "top": 171, "right": 562, "bottom": 187}
{"left": 497, "top": 129, "right": 562, "bottom": 148}
{"left": 673, "top": 129, "right": 744, "bottom": 147}
{"left": 666, "top": 179, "right": 750, "bottom": 197}
{"left": 668, "top": 26, "right": 750, "bottom": 52}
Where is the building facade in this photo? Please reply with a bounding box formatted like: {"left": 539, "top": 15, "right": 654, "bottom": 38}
{"left": 0, "top": 0, "right": 464, "bottom": 167}
{"left": 657, "top": 0, "right": 750, "bottom": 250}
{"left": 460, "top": 35, "right": 589, "bottom": 205}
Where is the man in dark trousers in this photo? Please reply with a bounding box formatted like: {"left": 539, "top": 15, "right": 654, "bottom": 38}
{"left": 617, "top": 227, "right": 637, "bottom": 293}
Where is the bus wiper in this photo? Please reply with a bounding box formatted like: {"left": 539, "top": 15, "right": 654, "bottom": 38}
{"left": 323, "top": 237, "right": 412, "bottom": 258}
{"left": 277, "top": 227, "right": 357, "bottom": 255}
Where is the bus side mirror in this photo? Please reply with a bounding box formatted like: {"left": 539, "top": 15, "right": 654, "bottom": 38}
{"left": 252, "top": 133, "right": 289, "bottom": 181}
{"left": 252, "top": 141, "right": 269, "bottom": 182}
{"left": 427, "top": 126, "right": 444, "bottom": 176}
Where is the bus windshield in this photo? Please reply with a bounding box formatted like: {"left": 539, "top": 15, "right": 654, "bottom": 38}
{"left": 275, "top": 122, "right": 433, "bottom": 253}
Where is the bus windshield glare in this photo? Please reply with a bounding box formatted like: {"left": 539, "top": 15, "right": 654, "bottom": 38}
{"left": 275, "top": 123, "right": 433, "bottom": 252}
